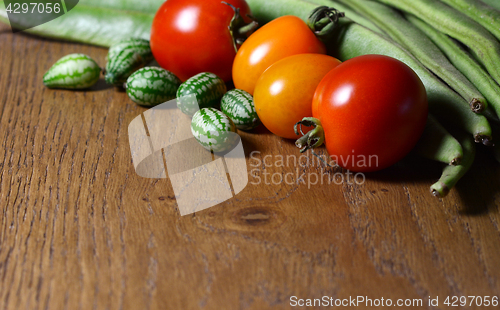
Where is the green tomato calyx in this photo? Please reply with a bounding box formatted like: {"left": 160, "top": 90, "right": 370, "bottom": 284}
{"left": 294, "top": 117, "right": 325, "bottom": 152}
{"left": 307, "top": 6, "right": 345, "bottom": 42}
{"left": 222, "top": 1, "right": 259, "bottom": 53}
{"left": 295, "top": 117, "right": 337, "bottom": 168}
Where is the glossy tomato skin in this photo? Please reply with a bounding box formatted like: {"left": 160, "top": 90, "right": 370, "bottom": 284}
{"left": 150, "top": 0, "right": 252, "bottom": 82}
{"left": 233, "top": 15, "right": 326, "bottom": 95}
{"left": 313, "top": 55, "right": 428, "bottom": 172}
{"left": 253, "top": 54, "right": 342, "bottom": 139}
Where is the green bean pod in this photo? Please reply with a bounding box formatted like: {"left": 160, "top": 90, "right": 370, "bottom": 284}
{"left": 440, "top": 0, "right": 500, "bottom": 41}
{"left": 0, "top": 1, "right": 153, "bottom": 47}
{"left": 376, "top": 0, "right": 500, "bottom": 87}
{"left": 342, "top": 0, "right": 488, "bottom": 113}
{"left": 407, "top": 14, "right": 500, "bottom": 119}
{"left": 430, "top": 132, "right": 475, "bottom": 198}
{"left": 414, "top": 115, "right": 463, "bottom": 166}
{"left": 480, "top": 0, "right": 500, "bottom": 11}
{"left": 81, "top": 0, "right": 164, "bottom": 14}
{"left": 246, "top": 0, "right": 379, "bottom": 32}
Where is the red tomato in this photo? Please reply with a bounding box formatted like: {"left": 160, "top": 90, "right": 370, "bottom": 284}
{"left": 253, "top": 54, "right": 342, "bottom": 139}
{"left": 150, "top": 0, "right": 253, "bottom": 82}
{"left": 312, "top": 55, "right": 428, "bottom": 172}
{"left": 232, "top": 15, "right": 326, "bottom": 95}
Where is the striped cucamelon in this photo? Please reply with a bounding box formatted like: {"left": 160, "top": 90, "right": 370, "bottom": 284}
{"left": 220, "top": 89, "right": 260, "bottom": 130}
{"left": 104, "top": 38, "right": 154, "bottom": 87}
{"left": 43, "top": 53, "right": 101, "bottom": 89}
{"left": 176, "top": 72, "right": 227, "bottom": 116}
{"left": 191, "top": 108, "right": 239, "bottom": 153}
{"left": 126, "top": 67, "right": 181, "bottom": 107}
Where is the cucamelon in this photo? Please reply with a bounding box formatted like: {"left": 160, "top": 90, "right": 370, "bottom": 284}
{"left": 191, "top": 107, "right": 239, "bottom": 153}
{"left": 126, "top": 67, "right": 181, "bottom": 106}
{"left": 176, "top": 72, "right": 227, "bottom": 116}
{"left": 43, "top": 53, "right": 101, "bottom": 89}
{"left": 220, "top": 89, "right": 260, "bottom": 130}
{"left": 104, "top": 38, "right": 154, "bottom": 87}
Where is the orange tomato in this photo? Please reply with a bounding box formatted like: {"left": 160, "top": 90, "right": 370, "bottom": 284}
{"left": 232, "top": 15, "right": 326, "bottom": 95}
{"left": 253, "top": 54, "right": 342, "bottom": 139}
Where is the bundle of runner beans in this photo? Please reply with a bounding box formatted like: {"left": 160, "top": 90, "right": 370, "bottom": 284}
{"left": 1, "top": 0, "right": 500, "bottom": 197}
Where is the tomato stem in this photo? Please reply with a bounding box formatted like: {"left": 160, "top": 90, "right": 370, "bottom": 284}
{"left": 307, "top": 6, "right": 345, "bottom": 42}
{"left": 295, "top": 117, "right": 336, "bottom": 168}
{"left": 222, "top": 1, "right": 259, "bottom": 52}
{"left": 294, "top": 117, "right": 325, "bottom": 152}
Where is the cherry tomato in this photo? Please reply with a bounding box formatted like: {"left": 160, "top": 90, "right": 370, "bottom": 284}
{"left": 253, "top": 54, "right": 342, "bottom": 139}
{"left": 232, "top": 15, "right": 326, "bottom": 95}
{"left": 312, "top": 55, "right": 428, "bottom": 172}
{"left": 150, "top": 0, "right": 253, "bottom": 82}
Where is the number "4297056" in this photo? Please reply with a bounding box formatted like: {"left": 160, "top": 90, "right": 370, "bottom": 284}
{"left": 444, "top": 295, "right": 498, "bottom": 307}
{"left": 6, "top": 2, "right": 62, "bottom": 14}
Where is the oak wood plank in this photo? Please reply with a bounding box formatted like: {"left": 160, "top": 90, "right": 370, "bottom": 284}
{"left": 0, "top": 22, "right": 499, "bottom": 310}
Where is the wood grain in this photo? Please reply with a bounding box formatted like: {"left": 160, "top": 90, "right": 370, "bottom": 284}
{"left": 0, "top": 23, "right": 499, "bottom": 310}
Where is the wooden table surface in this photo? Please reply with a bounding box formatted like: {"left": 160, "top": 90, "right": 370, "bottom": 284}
{"left": 1, "top": 22, "right": 500, "bottom": 310}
